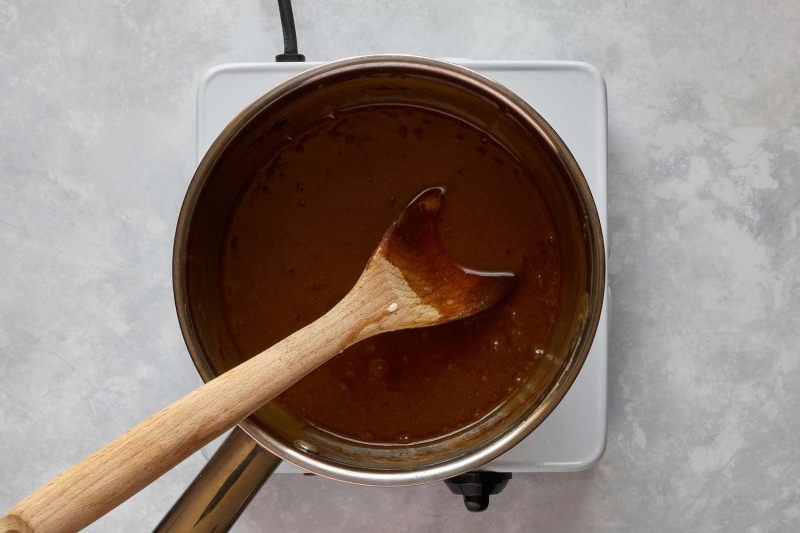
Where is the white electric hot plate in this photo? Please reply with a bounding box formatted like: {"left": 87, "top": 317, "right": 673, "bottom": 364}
{"left": 196, "top": 59, "right": 609, "bottom": 473}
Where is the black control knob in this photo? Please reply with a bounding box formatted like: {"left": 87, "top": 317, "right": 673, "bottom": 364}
{"left": 444, "top": 472, "right": 512, "bottom": 512}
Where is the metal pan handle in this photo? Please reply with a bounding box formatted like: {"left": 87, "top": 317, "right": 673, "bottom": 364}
{"left": 153, "top": 427, "right": 280, "bottom": 533}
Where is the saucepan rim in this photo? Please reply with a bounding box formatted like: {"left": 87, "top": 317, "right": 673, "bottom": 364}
{"left": 172, "top": 54, "right": 605, "bottom": 486}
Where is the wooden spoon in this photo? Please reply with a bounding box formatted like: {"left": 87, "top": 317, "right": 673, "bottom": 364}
{"left": 0, "top": 187, "right": 514, "bottom": 533}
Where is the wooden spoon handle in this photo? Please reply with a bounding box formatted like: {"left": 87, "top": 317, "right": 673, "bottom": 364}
{"left": 1, "top": 300, "right": 367, "bottom": 533}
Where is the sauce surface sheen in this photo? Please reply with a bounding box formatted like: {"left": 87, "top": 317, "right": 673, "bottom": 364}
{"left": 221, "top": 104, "right": 561, "bottom": 444}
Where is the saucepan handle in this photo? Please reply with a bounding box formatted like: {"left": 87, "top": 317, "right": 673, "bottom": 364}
{"left": 153, "top": 426, "right": 281, "bottom": 533}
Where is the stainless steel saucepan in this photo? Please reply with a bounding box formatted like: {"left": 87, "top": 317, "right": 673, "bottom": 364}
{"left": 160, "top": 55, "right": 605, "bottom": 532}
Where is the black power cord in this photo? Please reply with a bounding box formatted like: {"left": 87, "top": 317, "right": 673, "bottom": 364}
{"left": 275, "top": 0, "right": 305, "bottom": 62}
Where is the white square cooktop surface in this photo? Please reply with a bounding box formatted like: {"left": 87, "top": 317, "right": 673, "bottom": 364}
{"left": 196, "top": 59, "right": 608, "bottom": 472}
